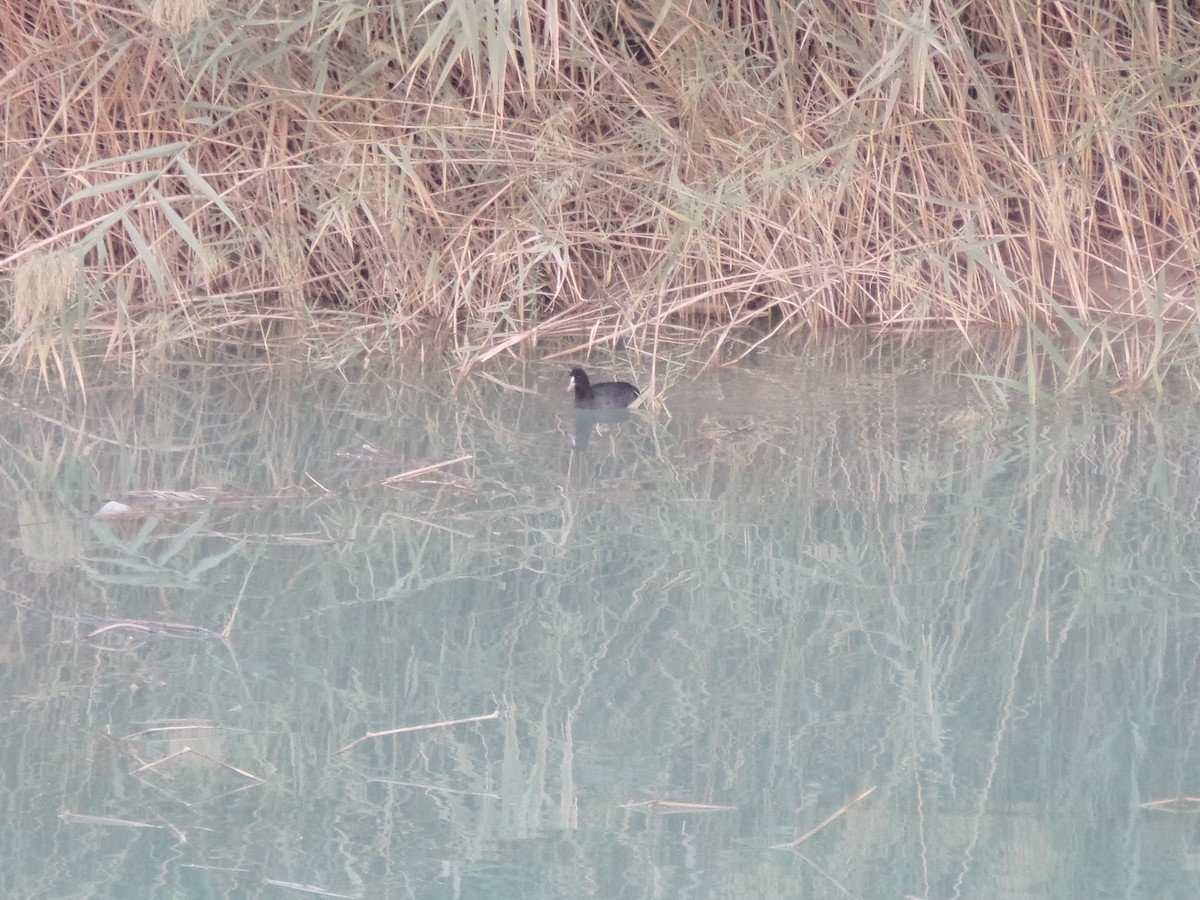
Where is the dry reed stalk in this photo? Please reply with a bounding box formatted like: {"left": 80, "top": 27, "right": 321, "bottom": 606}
{"left": 381, "top": 453, "right": 473, "bottom": 484}
{"left": 1139, "top": 797, "right": 1200, "bottom": 813}
{"left": 132, "top": 746, "right": 264, "bottom": 783}
{"left": 85, "top": 619, "right": 219, "bottom": 639}
{"left": 59, "top": 810, "right": 162, "bottom": 829}
{"left": 368, "top": 779, "right": 501, "bottom": 799}
{"left": 621, "top": 799, "right": 736, "bottom": 814}
{"left": 769, "top": 785, "right": 877, "bottom": 849}
{"left": 122, "top": 722, "right": 222, "bottom": 741}
{"left": 0, "top": 0, "right": 1196, "bottom": 386}
{"left": 336, "top": 709, "right": 501, "bottom": 754}
{"left": 261, "top": 878, "right": 358, "bottom": 898}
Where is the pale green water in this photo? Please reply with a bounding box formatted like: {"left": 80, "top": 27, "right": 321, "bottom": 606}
{"left": 4, "top": 335, "right": 1200, "bottom": 899}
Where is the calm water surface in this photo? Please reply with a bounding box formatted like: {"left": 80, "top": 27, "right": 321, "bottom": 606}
{"left": 5, "top": 336, "right": 1200, "bottom": 899}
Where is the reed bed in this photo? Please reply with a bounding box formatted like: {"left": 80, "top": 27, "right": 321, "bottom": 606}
{"left": 2, "top": 1, "right": 1199, "bottom": 386}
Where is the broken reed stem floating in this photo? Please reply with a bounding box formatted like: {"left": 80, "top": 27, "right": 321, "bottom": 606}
{"left": 122, "top": 722, "right": 221, "bottom": 741}
{"left": 381, "top": 454, "right": 473, "bottom": 485}
{"left": 620, "top": 799, "right": 736, "bottom": 814}
{"left": 132, "top": 746, "right": 265, "bottom": 783}
{"left": 368, "top": 779, "right": 501, "bottom": 800}
{"left": 1138, "top": 796, "right": 1200, "bottom": 813}
{"left": 86, "top": 619, "right": 219, "bottom": 639}
{"left": 336, "top": 709, "right": 501, "bottom": 755}
{"left": 770, "top": 785, "right": 877, "bottom": 850}
{"left": 60, "top": 809, "right": 189, "bottom": 845}
{"left": 59, "top": 809, "right": 162, "bottom": 829}
{"left": 262, "top": 878, "right": 359, "bottom": 899}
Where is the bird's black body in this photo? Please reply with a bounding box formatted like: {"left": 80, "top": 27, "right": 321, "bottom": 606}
{"left": 568, "top": 367, "right": 640, "bottom": 410}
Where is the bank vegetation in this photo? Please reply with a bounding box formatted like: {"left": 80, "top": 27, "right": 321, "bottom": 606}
{"left": 3, "top": 0, "right": 1199, "bottom": 387}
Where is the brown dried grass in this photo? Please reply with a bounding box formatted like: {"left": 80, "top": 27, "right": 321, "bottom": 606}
{"left": 1, "top": 1, "right": 1198, "bottom": 385}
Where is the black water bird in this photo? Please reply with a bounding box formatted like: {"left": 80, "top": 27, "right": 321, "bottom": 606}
{"left": 568, "top": 367, "right": 640, "bottom": 410}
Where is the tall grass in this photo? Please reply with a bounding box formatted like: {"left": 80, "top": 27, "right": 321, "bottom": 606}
{"left": 1, "top": 1, "right": 1198, "bottom": 383}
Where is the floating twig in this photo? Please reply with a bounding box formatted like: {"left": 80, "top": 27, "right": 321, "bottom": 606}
{"left": 59, "top": 809, "right": 161, "bottom": 829}
{"left": 81, "top": 617, "right": 219, "bottom": 639}
{"left": 132, "top": 745, "right": 264, "bottom": 783}
{"left": 123, "top": 721, "right": 221, "bottom": 741}
{"left": 477, "top": 371, "right": 535, "bottom": 394}
{"left": 621, "top": 799, "right": 736, "bottom": 814}
{"left": 368, "top": 779, "right": 500, "bottom": 800}
{"left": 770, "top": 786, "right": 877, "bottom": 849}
{"left": 1139, "top": 796, "right": 1200, "bottom": 813}
{"left": 382, "top": 454, "right": 472, "bottom": 485}
{"left": 262, "top": 878, "right": 360, "bottom": 898}
{"left": 336, "top": 709, "right": 500, "bottom": 755}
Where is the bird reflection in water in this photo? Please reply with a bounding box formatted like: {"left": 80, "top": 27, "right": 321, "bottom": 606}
{"left": 572, "top": 406, "right": 633, "bottom": 451}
